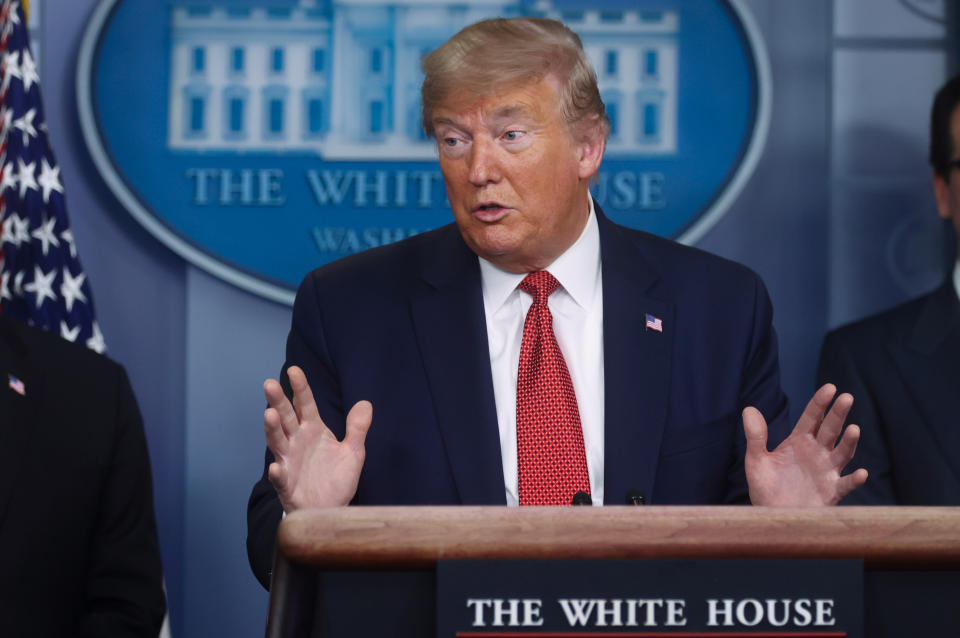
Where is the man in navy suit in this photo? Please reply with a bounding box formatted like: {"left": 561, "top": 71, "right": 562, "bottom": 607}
{"left": 248, "top": 17, "right": 865, "bottom": 589}
{"left": 817, "top": 74, "right": 960, "bottom": 505}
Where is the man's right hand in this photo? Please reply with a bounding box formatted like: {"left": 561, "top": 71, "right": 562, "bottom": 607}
{"left": 263, "top": 365, "right": 372, "bottom": 511}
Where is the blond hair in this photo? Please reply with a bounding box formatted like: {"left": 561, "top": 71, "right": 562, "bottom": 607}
{"left": 421, "top": 17, "right": 609, "bottom": 140}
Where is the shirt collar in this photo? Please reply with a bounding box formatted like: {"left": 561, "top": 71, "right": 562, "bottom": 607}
{"left": 479, "top": 197, "right": 601, "bottom": 312}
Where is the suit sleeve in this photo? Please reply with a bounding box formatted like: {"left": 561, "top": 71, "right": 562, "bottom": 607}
{"left": 247, "top": 272, "right": 348, "bottom": 590}
{"left": 80, "top": 365, "right": 166, "bottom": 637}
{"left": 731, "top": 274, "right": 790, "bottom": 504}
{"left": 816, "top": 331, "right": 895, "bottom": 505}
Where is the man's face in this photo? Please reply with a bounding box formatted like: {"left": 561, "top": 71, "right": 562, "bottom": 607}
{"left": 934, "top": 104, "right": 960, "bottom": 251}
{"left": 432, "top": 77, "right": 604, "bottom": 273}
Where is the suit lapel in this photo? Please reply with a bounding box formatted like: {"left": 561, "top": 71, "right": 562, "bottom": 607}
{"left": 597, "top": 211, "right": 674, "bottom": 505}
{"left": 0, "top": 319, "right": 42, "bottom": 526}
{"left": 409, "top": 210, "right": 677, "bottom": 506}
{"left": 890, "top": 281, "right": 960, "bottom": 485}
{"left": 409, "top": 228, "right": 506, "bottom": 504}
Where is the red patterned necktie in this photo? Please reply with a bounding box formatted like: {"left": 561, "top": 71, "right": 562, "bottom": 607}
{"left": 516, "top": 270, "right": 590, "bottom": 506}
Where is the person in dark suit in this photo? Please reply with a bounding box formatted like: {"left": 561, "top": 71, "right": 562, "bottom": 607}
{"left": 248, "top": 17, "right": 865, "bottom": 589}
{"left": 0, "top": 314, "right": 165, "bottom": 636}
{"left": 817, "top": 74, "right": 960, "bottom": 505}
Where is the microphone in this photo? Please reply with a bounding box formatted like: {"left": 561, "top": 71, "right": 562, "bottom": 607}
{"left": 625, "top": 489, "right": 646, "bottom": 505}
{"left": 571, "top": 491, "right": 593, "bottom": 506}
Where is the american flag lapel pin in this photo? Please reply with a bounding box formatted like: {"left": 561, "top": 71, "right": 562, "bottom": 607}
{"left": 7, "top": 374, "right": 26, "bottom": 396}
{"left": 644, "top": 313, "right": 663, "bottom": 333}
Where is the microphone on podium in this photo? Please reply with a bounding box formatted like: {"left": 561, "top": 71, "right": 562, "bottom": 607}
{"left": 571, "top": 491, "right": 593, "bottom": 505}
{"left": 625, "top": 489, "right": 646, "bottom": 505}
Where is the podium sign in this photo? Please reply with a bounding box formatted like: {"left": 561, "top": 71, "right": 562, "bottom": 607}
{"left": 268, "top": 507, "right": 960, "bottom": 637}
{"left": 438, "top": 560, "right": 862, "bottom": 637}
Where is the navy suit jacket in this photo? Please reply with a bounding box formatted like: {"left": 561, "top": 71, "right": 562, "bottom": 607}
{"left": 817, "top": 279, "right": 960, "bottom": 505}
{"left": 247, "top": 208, "right": 790, "bottom": 588}
{"left": 0, "top": 315, "right": 165, "bottom": 636}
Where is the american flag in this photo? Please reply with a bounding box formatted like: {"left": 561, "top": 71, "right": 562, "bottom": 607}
{"left": 7, "top": 372, "right": 24, "bottom": 395}
{"left": 0, "top": 0, "right": 105, "bottom": 352}
{"left": 645, "top": 313, "right": 662, "bottom": 333}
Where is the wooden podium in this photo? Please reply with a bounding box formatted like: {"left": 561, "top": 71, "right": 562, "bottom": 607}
{"left": 266, "top": 506, "right": 960, "bottom": 637}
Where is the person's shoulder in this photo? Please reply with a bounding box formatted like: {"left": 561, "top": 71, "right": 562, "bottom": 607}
{"left": 1, "top": 314, "right": 123, "bottom": 382}
{"left": 297, "top": 222, "right": 461, "bottom": 290}
{"left": 821, "top": 284, "right": 955, "bottom": 359}
{"left": 606, "top": 219, "right": 765, "bottom": 291}
{"left": 824, "top": 287, "right": 939, "bottom": 349}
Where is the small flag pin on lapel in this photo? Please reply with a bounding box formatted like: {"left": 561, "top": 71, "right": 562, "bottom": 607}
{"left": 8, "top": 374, "right": 26, "bottom": 396}
{"left": 645, "top": 313, "right": 663, "bottom": 333}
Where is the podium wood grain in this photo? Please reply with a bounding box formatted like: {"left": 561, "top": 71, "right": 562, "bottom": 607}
{"left": 276, "top": 506, "right": 960, "bottom": 570}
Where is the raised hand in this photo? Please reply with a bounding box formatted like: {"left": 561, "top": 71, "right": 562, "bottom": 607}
{"left": 263, "top": 365, "right": 372, "bottom": 511}
{"left": 744, "top": 384, "right": 867, "bottom": 506}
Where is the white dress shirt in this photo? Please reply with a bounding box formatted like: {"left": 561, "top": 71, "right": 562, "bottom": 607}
{"left": 479, "top": 202, "right": 605, "bottom": 506}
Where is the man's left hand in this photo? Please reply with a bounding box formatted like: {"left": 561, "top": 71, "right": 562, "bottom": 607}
{"left": 744, "top": 384, "right": 867, "bottom": 506}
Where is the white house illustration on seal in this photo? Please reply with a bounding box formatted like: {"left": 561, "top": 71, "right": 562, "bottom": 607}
{"left": 166, "top": 0, "right": 677, "bottom": 159}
